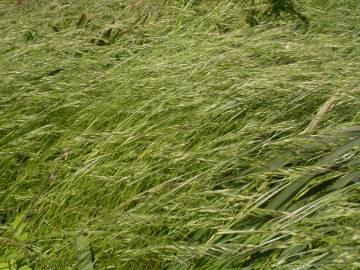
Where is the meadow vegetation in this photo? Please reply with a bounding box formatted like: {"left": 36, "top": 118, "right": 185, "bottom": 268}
{"left": 0, "top": 0, "right": 359, "bottom": 269}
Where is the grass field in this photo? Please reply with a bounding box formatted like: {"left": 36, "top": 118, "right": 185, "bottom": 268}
{"left": 0, "top": 0, "right": 360, "bottom": 269}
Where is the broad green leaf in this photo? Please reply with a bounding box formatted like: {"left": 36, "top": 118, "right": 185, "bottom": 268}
{"left": 18, "top": 266, "right": 32, "bottom": 270}
{"left": 9, "top": 260, "right": 16, "bottom": 270}
{"left": 267, "top": 136, "right": 360, "bottom": 210}
{"left": 75, "top": 230, "right": 94, "bottom": 270}
{"left": 328, "top": 171, "right": 360, "bottom": 191}
{"left": 0, "top": 262, "right": 10, "bottom": 270}
{"left": 12, "top": 212, "right": 28, "bottom": 242}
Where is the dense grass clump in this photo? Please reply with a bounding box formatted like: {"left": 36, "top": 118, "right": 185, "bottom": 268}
{"left": 0, "top": 0, "right": 359, "bottom": 269}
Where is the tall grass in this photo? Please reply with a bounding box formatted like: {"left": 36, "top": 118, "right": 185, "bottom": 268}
{"left": 0, "top": 0, "right": 359, "bottom": 269}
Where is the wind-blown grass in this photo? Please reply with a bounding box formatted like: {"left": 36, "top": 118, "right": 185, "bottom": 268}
{"left": 0, "top": 0, "right": 359, "bottom": 269}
